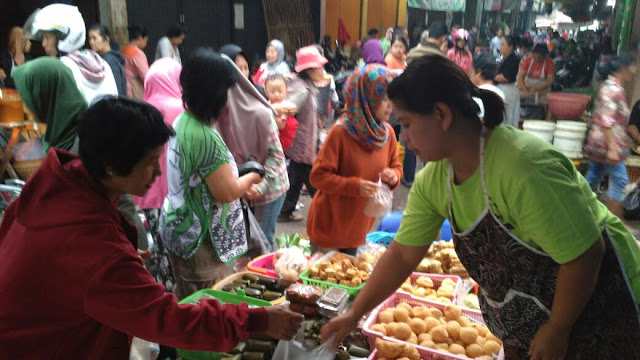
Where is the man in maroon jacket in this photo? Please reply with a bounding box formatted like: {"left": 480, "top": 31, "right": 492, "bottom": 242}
{"left": 0, "top": 97, "right": 303, "bottom": 358}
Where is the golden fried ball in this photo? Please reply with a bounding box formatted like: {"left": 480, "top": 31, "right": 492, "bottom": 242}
{"left": 420, "top": 340, "right": 436, "bottom": 349}
{"left": 371, "top": 324, "right": 387, "bottom": 336}
{"left": 449, "top": 343, "right": 466, "bottom": 355}
{"left": 409, "top": 318, "right": 427, "bottom": 335}
{"left": 466, "top": 343, "right": 484, "bottom": 358}
{"left": 393, "top": 322, "right": 413, "bottom": 341}
{"left": 429, "top": 308, "right": 444, "bottom": 319}
{"left": 444, "top": 304, "right": 463, "bottom": 321}
{"left": 446, "top": 321, "right": 461, "bottom": 340}
{"left": 471, "top": 323, "right": 488, "bottom": 337}
{"left": 378, "top": 309, "right": 394, "bottom": 324}
{"left": 430, "top": 325, "right": 449, "bottom": 343}
{"left": 393, "top": 307, "right": 411, "bottom": 323}
{"left": 476, "top": 336, "right": 486, "bottom": 346}
{"left": 460, "top": 327, "right": 479, "bottom": 344}
{"left": 457, "top": 316, "right": 471, "bottom": 328}
{"left": 407, "top": 332, "right": 418, "bottom": 344}
{"left": 486, "top": 332, "right": 501, "bottom": 344}
{"left": 435, "top": 343, "right": 449, "bottom": 351}
{"left": 418, "top": 333, "right": 432, "bottom": 343}
{"left": 412, "top": 306, "right": 430, "bottom": 320}
{"left": 397, "top": 303, "right": 414, "bottom": 318}
{"left": 483, "top": 340, "right": 501, "bottom": 356}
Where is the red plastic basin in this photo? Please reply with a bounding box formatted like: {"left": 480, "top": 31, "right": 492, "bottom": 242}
{"left": 547, "top": 92, "right": 591, "bottom": 120}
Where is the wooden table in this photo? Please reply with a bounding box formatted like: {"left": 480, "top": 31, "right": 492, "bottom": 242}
{"left": 0, "top": 121, "right": 39, "bottom": 179}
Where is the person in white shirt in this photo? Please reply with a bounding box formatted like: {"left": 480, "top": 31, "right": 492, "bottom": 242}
{"left": 471, "top": 52, "right": 505, "bottom": 100}
{"left": 155, "top": 24, "right": 185, "bottom": 64}
{"left": 490, "top": 27, "right": 503, "bottom": 59}
{"left": 30, "top": 3, "right": 117, "bottom": 106}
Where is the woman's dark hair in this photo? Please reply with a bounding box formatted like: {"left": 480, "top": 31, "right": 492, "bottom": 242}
{"left": 79, "top": 97, "right": 175, "bottom": 180}
{"left": 298, "top": 69, "right": 311, "bottom": 80}
{"left": 532, "top": 43, "right": 548, "bottom": 56}
{"left": 89, "top": 24, "right": 120, "bottom": 51}
{"left": 180, "top": 47, "right": 238, "bottom": 124}
{"left": 167, "top": 24, "right": 186, "bottom": 38}
{"left": 503, "top": 35, "right": 515, "bottom": 49}
{"left": 388, "top": 55, "right": 505, "bottom": 129}
{"left": 391, "top": 35, "right": 408, "bottom": 53}
{"left": 128, "top": 24, "right": 148, "bottom": 41}
{"left": 472, "top": 52, "right": 499, "bottom": 80}
{"left": 519, "top": 37, "right": 533, "bottom": 50}
{"left": 609, "top": 53, "right": 635, "bottom": 74}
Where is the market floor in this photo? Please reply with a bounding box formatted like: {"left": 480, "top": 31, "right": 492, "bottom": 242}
{"left": 274, "top": 184, "right": 411, "bottom": 237}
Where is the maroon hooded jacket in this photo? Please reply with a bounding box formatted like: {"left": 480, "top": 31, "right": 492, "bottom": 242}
{"left": 0, "top": 149, "right": 267, "bottom": 359}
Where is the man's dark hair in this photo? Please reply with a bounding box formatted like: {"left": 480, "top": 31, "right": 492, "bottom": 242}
{"left": 428, "top": 22, "right": 448, "bottom": 39}
{"left": 128, "top": 24, "right": 148, "bottom": 41}
{"left": 79, "top": 97, "right": 175, "bottom": 180}
{"left": 472, "top": 52, "right": 499, "bottom": 80}
{"left": 167, "top": 24, "right": 186, "bottom": 38}
{"left": 368, "top": 28, "right": 379, "bottom": 38}
{"left": 180, "top": 48, "right": 238, "bottom": 124}
{"left": 532, "top": 43, "right": 548, "bottom": 56}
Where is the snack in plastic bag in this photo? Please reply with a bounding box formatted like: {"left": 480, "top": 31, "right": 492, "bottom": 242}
{"left": 364, "top": 180, "right": 392, "bottom": 217}
{"left": 354, "top": 243, "right": 386, "bottom": 273}
{"left": 274, "top": 247, "right": 310, "bottom": 282}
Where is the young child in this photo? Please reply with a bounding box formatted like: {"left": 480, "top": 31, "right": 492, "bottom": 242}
{"left": 265, "top": 74, "right": 298, "bottom": 151}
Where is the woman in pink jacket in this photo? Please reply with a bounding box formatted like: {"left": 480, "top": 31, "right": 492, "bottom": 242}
{"left": 447, "top": 29, "right": 473, "bottom": 76}
{"left": 135, "top": 57, "right": 183, "bottom": 292}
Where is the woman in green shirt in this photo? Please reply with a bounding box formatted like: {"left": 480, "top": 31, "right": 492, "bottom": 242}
{"left": 160, "top": 48, "right": 264, "bottom": 299}
{"left": 322, "top": 55, "right": 640, "bottom": 359}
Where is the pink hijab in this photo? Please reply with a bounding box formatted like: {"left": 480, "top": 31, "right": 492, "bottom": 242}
{"left": 135, "top": 58, "right": 183, "bottom": 209}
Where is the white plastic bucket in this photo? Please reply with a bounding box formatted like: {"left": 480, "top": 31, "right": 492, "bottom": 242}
{"left": 523, "top": 120, "right": 556, "bottom": 143}
{"left": 553, "top": 129, "right": 586, "bottom": 158}
{"left": 556, "top": 120, "right": 588, "bottom": 133}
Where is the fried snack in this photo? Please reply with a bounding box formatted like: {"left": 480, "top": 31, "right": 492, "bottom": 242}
{"left": 444, "top": 304, "right": 462, "bottom": 321}
{"left": 435, "top": 343, "right": 449, "bottom": 350}
{"left": 420, "top": 340, "right": 436, "bottom": 349}
{"left": 449, "top": 343, "right": 466, "bottom": 355}
{"left": 429, "top": 308, "right": 444, "bottom": 319}
{"left": 345, "top": 268, "right": 357, "bottom": 279}
{"left": 457, "top": 316, "right": 471, "bottom": 328}
{"left": 415, "top": 276, "right": 434, "bottom": 289}
{"left": 476, "top": 336, "right": 486, "bottom": 346}
{"left": 471, "top": 323, "right": 488, "bottom": 337}
{"left": 351, "top": 277, "right": 363, "bottom": 287}
{"left": 430, "top": 325, "right": 449, "bottom": 343}
{"left": 393, "top": 307, "right": 410, "bottom": 323}
{"left": 412, "top": 287, "right": 427, "bottom": 298}
{"left": 436, "top": 297, "right": 452, "bottom": 304}
{"left": 397, "top": 302, "right": 414, "bottom": 317}
{"left": 326, "top": 277, "right": 338, "bottom": 283}
{"left": 371, "top": 324, "right": 387, "bottom": 336}
{"left": 460, "top": 327, "right": 479, "bottom": 344}
{"left": 407, "top": 332, "right": 418, "bottom": 344}
{"left": 418, "top": 333, "right": 432, "bottom": 343}
{"left": 400, "top": 283, "right": 413, "bottom": 293}
{"left": 446, "top": 321, "right": 461, "bottom": 340}
{"left": 309, "top": 267, "right": 319, "bottom": 276}
{"left": 424, "top": 317, "right": 440, "bottom": 332}
{"left": 483, "top": 340, "right": 501, "bottom": 356}
{"left": 318, "top": 270, "right": 327, "bottom": 280}
{"left": 325, "top": 268, "right": 336, "bottom": 277}
{"left": 393, "top": 322, "right": 412, "bottom": 341}
{"left": 437, "top": 285, "right": 455, "bottom": 298}
{"left": 376, "top": 338, "right": 404, "bottom": 359}
{"left": 466, "top": 344, "right": 484, "bottom": 358}
{"left": 486, "top": 332, "right": 501, "bottom": 344}
{"left": 412, "top": 306, "right": 429, "bottom": 320}
{"left": 360, "top": 273, "right": 370, "bottom": 281}
{"left": 339, "top": 280, "right": 351, "bottom": 286}
{"left": 408, "top": 318, "right": 427, "bottom": 335}
{"left": 378, "top": 309, "right": 395, "bottom": 324}
{"left": 285, "top": 284, "right": 323, "bottom": 305}
{"left": 399, "top": 344, "right": 420, "bottom": 360}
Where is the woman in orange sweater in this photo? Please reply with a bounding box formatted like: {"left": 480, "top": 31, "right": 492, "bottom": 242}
{"left": 307, "top": 65, "right": 403, "bottom": 254}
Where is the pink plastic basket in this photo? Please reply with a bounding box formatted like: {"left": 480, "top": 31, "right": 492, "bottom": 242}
{"left": 397, "top": 273, "right": 462, "bottom": 304}
{"left": 367, "top": 348, "right": 435, "bottom": 360}
{"left": 362, "top": 292, "right": 486, "bottom": 360}
{"left": 247, "top": 252, "right": 312, "bottom": 280}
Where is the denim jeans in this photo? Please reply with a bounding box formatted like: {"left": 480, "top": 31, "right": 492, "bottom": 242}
{"left": 402, "top": 141, "right": 417, "bottom": 184}
{"left": 585, "top": 160, "right": 628, "bottom": 201}
{"left": 252, "top": 194, "right": 286, "bottom": 251}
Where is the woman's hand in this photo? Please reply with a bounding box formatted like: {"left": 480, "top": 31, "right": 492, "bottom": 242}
{"left": 244, "top": 185, "right": 262, "bottom": 201}
{"left": 359, "top": 180, "right": 379, "bottom": 198}
{"left": 528, "top": 322, "right": 571, "bottom": 360}
{"left": 607, "top": 148, "right": 620, "bottom": 165}
{"left": 380, "top": 168, "right": 399, "bottom": 187}
{"left": 264, "top": 305, "right": 304, "bottom": 340}
{"left": 272, "top": 102, "right": 297, "bottom": 117}
{"left": 320, "top": 311, "right": 359, "bottom": 349}
{"left": 136, "top": 249, "right": 152, "bottom": 265}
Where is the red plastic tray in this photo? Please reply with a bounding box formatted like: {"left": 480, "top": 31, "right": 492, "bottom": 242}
{"left": 362, "top": 292, "right": 488, "bottom": 360}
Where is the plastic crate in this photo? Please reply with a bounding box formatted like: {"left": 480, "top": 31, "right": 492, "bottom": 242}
{"left": 362, "top": 292, "right": 487, "bottom": 360}
{"left": 177, "top": 289, "right": 271, "bottom": 360}
{"left": 367, "top": 348, "right": 435, "bottom": 360}
{"left": 366, "top": 231, "right": 395, "bottom": 247}
{"left": 299, "top": 251, "right": 366, "bottom": 297}
{"left": 397, "top": 273, "right": 462, "bottom": 304}
{"left": 212, "top": 271, "right": 286, "bottom": 305}
{"left": 247, "top": 252, "right": 311, "bottom": 279}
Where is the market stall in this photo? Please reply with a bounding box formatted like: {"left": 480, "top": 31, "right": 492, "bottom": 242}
{"left": 176, "top": 232, "right": 498, "bottom": 360}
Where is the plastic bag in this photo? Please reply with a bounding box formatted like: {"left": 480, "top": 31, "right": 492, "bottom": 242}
{"left": 13, "top": 139, "right": 43, "bottom": 161}
{"left": 272, "top": 335, "right": 337, "bottom": 360}
{"left": 274, "top": 247, "right": 310, "bottom": 282}
{"left": 353, "top": 243, "right": 387, "bottom": 273}
{"left": 624, "top": 187, "right": 640, "bottom": 220}
{"left": 247, "top": 209, "right": 271, "bottom": 255}
{"left": 129, "top": 337, "right": 159, "bottom": 360}
{"left": 364, "top": 180, "right": 392, "bottom": 217}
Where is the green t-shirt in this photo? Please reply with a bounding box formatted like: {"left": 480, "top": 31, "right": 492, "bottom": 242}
{"left": 396, "top": 126, "right": 640, "bottom": 300}
{"left": 161, "top": 112, "right": 247, "bottom": 262}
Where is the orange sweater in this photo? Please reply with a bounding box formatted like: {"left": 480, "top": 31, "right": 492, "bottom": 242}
{"left": 307, "top": 124, "right": 403, "bottom": 249}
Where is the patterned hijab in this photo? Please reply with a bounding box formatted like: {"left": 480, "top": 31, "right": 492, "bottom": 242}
{"left": 339, "top": 64, "right": 396, "bottom": 151}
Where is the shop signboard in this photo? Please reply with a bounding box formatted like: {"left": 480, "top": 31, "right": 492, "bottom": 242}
{"left": 408, "top": 0, "right": 466, "bottom": 12}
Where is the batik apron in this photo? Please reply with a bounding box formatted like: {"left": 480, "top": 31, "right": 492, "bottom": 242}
{"left": 447, "top": 131, "right": 640, "bottom": 359}
{"left": 520, "top": 60, "right": 549, "bottom": 105}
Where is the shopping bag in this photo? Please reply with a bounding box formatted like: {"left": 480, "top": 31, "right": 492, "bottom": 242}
{"left": 272, "top": 334, "right": 337, "bottom": 360}
{"left": 364, "top": 180, "right": 393, "bottom": 217}
{"left": 129, "top": 337, "right": 159, "bottom": 360}
{"left": 247, "top": 209, "right": 270, "bottom": 257}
